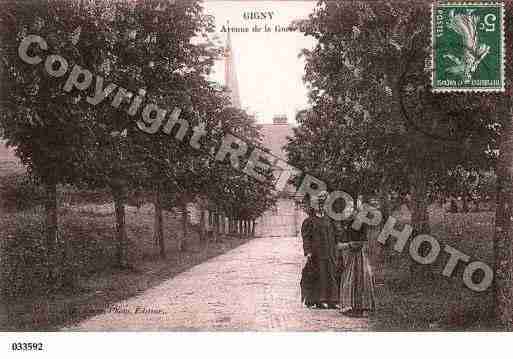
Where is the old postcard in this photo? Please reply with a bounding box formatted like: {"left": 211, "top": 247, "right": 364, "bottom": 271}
{"left": 0, "top": 0, "right": 512, "bottom": 356}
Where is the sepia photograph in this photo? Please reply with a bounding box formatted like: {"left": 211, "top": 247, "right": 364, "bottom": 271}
{"left": 0, "top": 0, "right": 512, "bottom": 356}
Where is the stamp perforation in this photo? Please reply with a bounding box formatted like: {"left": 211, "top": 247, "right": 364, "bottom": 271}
{"left": 431, "top": 1, "right": 505, "bottom": 93}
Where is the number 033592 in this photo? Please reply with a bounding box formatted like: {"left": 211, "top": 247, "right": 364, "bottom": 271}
{"left": 10, "top": 342, "right": 44, "bottom": 351}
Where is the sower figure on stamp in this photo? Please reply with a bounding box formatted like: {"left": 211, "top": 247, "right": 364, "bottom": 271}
{"left": 301, "top": 191, "right": 340, "bottom": 309}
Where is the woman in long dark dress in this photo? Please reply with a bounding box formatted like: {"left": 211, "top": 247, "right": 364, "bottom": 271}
{"left": 300, "top": 207, "right": 320, "bottom": 307}
{"left": 300, "top": 194, "right": 340, "bottom": 309}
{"left": 337, "top": 221, "right": 376, "bottom": 316}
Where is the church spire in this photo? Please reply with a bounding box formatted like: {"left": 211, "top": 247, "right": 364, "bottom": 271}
{"left": 224, "top": 26, "right": 241, "bottom": 108}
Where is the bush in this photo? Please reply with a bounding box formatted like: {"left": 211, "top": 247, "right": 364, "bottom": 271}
{"left": 0, "top": 174, "right": 44, "bottom": 212}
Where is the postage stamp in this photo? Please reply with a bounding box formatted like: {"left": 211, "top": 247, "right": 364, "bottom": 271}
{"left": 432, "top": 2, "right": 505, "bottom": 92}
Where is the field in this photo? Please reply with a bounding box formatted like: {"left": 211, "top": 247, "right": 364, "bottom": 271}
{"left": 371, "top": 207, "right": 496, "bottom": 330}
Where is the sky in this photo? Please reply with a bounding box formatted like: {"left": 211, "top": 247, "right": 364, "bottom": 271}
{"left": 203, "top": 1, "right": 317, "bottom": 124}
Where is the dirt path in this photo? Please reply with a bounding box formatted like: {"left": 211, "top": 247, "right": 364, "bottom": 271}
{"left": 68, "top": 236, "right": 370, "bottom": 331}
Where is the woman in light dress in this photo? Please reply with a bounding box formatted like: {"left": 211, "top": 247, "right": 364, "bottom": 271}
{"left": 337, "top": 221, "right": 376, "bottom": 317}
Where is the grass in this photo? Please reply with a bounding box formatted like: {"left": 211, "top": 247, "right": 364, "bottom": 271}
{"left": 0, "top": 158, "right": 502, "bottom": 331}
{"left": 0, "top": 158, "right": 253, "bottom": 331}
{"left": 369, "top": 206, "right": 497, "bottom": 331}
{"left": 0, "top": 197, "right": 500, "bottom": 331}
{"left": 0, "top": 180, "right": 253, "bottom": 331}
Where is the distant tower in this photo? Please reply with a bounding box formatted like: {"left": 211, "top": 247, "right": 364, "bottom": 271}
{"left": 224, "top": 28, "right": 241, "bottom": 108}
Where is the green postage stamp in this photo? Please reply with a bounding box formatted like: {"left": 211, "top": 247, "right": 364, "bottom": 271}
{"left": 432, "top": 2, "right": 505, "bottom": 92}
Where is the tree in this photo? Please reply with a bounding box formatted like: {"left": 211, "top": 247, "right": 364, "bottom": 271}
{"left": 200, "top": 105, "right": 277, "bottom": 239}
{"left": 115, "top": 0, "right": 220, "bottom": 255}
{"left": 0, "top": 0, "right": 223, "bottom": 266}
{"left": 293, "top": 1, "right": 499, "bottom": 236}
{"left": 0, "top": 0, "right": 102, "bottom": 281}
{"left": 493, "top": 0, "right": 513, "bottom": 329}
{"left": 71, "top": 0, "right": 220, "bottom": 261}
{"left": 292, "top": 0, "right": 513, "bottom": 327}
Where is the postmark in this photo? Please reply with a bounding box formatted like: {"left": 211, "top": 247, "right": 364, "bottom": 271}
{"left": 432, "top": 2, "right": 505, "bottom": 92}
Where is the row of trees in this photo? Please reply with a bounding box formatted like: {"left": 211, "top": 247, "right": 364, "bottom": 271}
{"left": 0, "top": 1, "right": 275, "bottom": 276}
{"left": 286, "top": 1, "right": 513, "bottom": 328}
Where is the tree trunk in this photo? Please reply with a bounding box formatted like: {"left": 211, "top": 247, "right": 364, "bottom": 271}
{"left": 410, "top": 168, "right": 431, "bottom": 278}
{"left": 380, "top": 188, "right": 391, "bottom": 222}
{"left": 378, "top": 182, "right": 392, "bottom": 257}
{"left": 153, "top": 184, "right": 165, "bottom": 259}
{"left": 199, "top": 209, "right": 206, "bottom": 242}
{"left": 180, "top": 202, "right": 187, "bottom": 251}
{"left": 462, "top": 192, "right": 469, "bottom": 213}
{"left": 44, "top": 180, "right": 58, "bottom": 250}
{"left": 474, "top": 199, "right": 481, "bottom": 212}
{"left": 450, "top": 198, "right": 459, "bottom": 213}
{"left": 112, "top": 184, "right": 129, "bottom": 268}
{"left": 494, "top": 112, "right": 513, "bottom": 329}
{"left": 252, "top": 219, "right": 256, "bottom": 237}
{"left": 43, "top": 180, "right": 58, "bottom": 284}
{"left": 411, "top": 168, "right": 430, "bottom": 234}
{"left": 214, "top": 207, "right": 220, "bottom": 242}
{"left": 438, "top": 193, "right": 444, "bottom": 207}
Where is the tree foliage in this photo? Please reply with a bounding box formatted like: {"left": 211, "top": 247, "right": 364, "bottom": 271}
{"left": 0, "top": 0, "right": 276, "bottom": 273}
{"left": 287, "top": 0, "right": 513, "bottom": 327}
{"left": 287, "top": 0, "right": 504, "bottom": 232}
